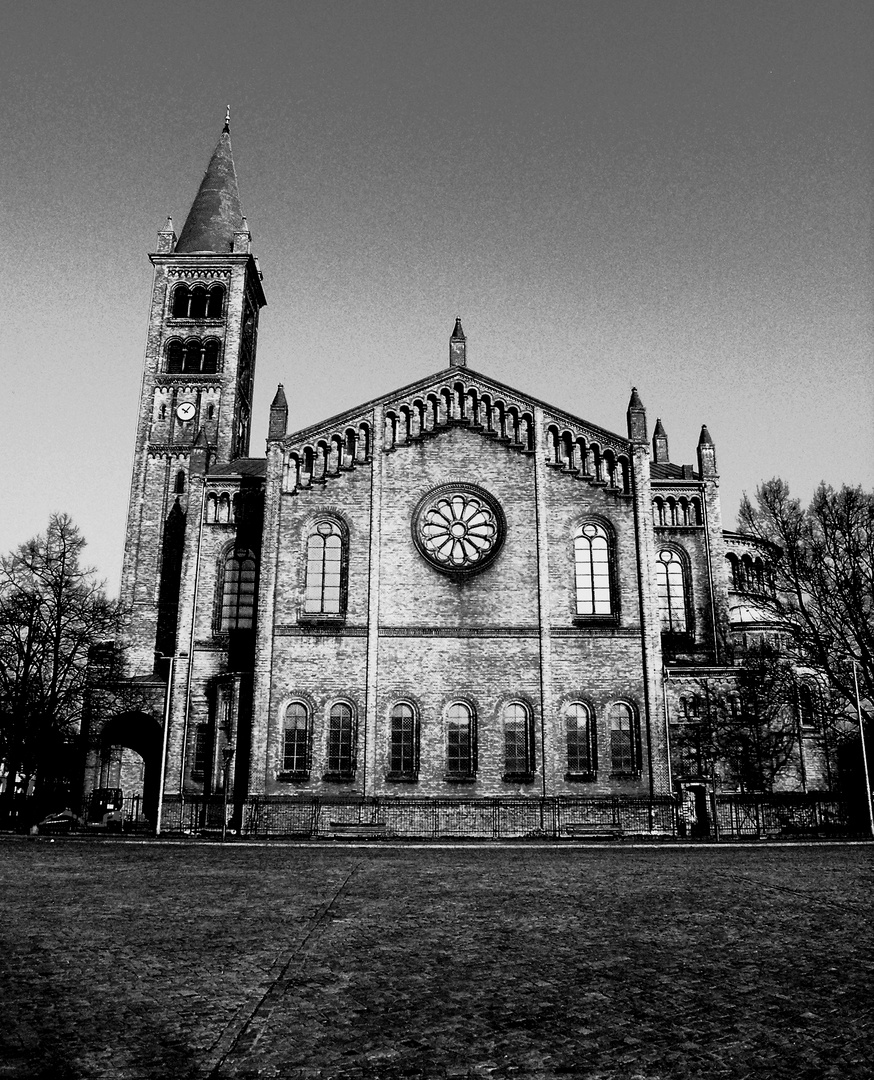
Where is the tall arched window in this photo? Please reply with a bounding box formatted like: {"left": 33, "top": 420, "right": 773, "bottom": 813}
{"left": 166, "top": 340, "right": 184, "bottom": 373}
{"left": 609, "top": 702, "right": 640, "bottom": 776}
{"left": 388, "top": 702, "right": 418, "bottom": 779}
{"left": 202, "top": 339, "right": 220, "bottom": 373}
{"left": 282, "top": 701, "right": 310, "bottom": 776}
{"left": 446, "top": 702, "right": 475, "bottom": 778}
{"left": 503, "top": 702, "right": 534, "bottom": 779}
{"left": 189, "top": 285, "right": 208, "bottom": 319}
{"left": 171, "top": 284, "right": 190, "bottom": 318}
{"left": 565, "top": 702, "right": 596, "bottom": 778}
{"left": 220, "top": 550, "right": 257, "bottom": 630}
{"left": 798, "top": 683, "right": 818, "bottom": 730}
{"left": 656, "top": 549, "right": 688, "bottom": 633}
{"left": 304, "top": 520, "right": 345, "bottom": 615}
{"left": 574, "top": 522, "right": 613, "bottom": 616}
{"left": 326, "top": 702, "right": 355, "bottom": 778}
{"left": 206, "top": 284, "right": 225, "bottom": 318}
{"left": 183, "top": 340, "right": 203, "bottom": 373}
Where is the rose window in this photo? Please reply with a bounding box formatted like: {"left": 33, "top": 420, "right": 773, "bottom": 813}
{"left": 413, "top": 485, "right": 505, "bottom": 576}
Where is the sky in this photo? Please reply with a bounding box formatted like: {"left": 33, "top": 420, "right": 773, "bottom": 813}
{"left": 2, "top": 0, "right": 872, "bottom": 593}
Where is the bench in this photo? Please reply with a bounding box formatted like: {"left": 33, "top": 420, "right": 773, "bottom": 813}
{"left": 328, "top": 821, "right": 388, "bottom": 839}
{"left": 565, "top": 822, "right": 624, "bottom": 840}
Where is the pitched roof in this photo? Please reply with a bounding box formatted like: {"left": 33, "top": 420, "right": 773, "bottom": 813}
{"left": 209, "top": 457, "right": 267, "bottom": 478}
{"left": 175, "top": 124, "right": 244, "bottom": 254}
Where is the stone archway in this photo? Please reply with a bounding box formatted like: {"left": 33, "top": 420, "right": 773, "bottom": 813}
{"left": 97, "top": 712, "right": 163, "bottom": 823}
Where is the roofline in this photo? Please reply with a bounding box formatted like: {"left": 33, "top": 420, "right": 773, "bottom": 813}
{"left": 278, "top": 365, "right": 629, "bottom": 449}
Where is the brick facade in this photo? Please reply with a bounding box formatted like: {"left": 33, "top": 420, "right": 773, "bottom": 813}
{"left": 86, "top": 121, "right": 823, "bottom": 830}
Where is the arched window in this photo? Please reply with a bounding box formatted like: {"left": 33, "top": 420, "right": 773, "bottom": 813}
{"left": 220, "top": 549, "right": 257, "bottom": 631}
{"left": 565, "top": 702, "right": 595, "bottom": 778}
{"left": 446, "top": 702, "right": 475, "bottom": 778}
{"left": 202, "top": 339, "right": 220, "bottom": 373}
{"left": 282, "top": 701, "right": 310, "bottom": 776}
{"left": 503, "top": 702, "right": 534, "bottom": 779}
{"left": 304, "top": 520, "right": 345, "bottom": 615}
{"left": 166, "top": 340, "right": 184, "bottom": 373}
{"left": 326, "top": 702, "right": 355, "bottom": 778}
{"left": 171, "top": 285, "right": 190, "bottom": 318}
{"left": 574, "top": 522, "right": 613, "bottom": 616}
{"left": 206, "top": 284, "right": 225, "bottom": 319}
{"left": 656, "top": 549, "right": 688, "bottom": 633}
{"left": 183, "top": 340, "right": 203, "bottom": 373}
{"left": 609, "top": 702, "right": 640, "bottom": 776}
{"left": 389, "top": 702, "right": 418, "bottom": 778}
{"left": 798, "top": 684, "right": 818, "bottom": 730}
{"left": 174, "top": 470, "right": 186, "bottom": 495}
{"left": 189, "top": 285, "right": 208, "bottom": 319}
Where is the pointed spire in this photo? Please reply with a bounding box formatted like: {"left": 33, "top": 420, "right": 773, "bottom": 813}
{"left": 449, "top": 317, "right": 466, "bottom": 368}
{"left": 697, "top": 425, "right": 717, "bottom": 478}
{"left": 269, "top": 384, "right": 288, "bottom": 440}
{"left": 223, "top": 105, "right": 231, "bottom": 134}
{"left": 626, "top": 386, "right": 647, "bottom": 444}
{"left": 175, "top": 114, "right": 245, "bottom": 254}
{"left": 652, "top": 417, "right": 669, "bottom": 463}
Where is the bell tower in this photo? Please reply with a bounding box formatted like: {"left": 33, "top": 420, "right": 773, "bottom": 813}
{"left": 119, "top": 113, "right": 267, "bottom": 672}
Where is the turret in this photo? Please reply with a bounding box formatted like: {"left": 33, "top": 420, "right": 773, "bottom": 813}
{"left": 697, "top": 425, "right": 718, "bottom": 478}
{"left": 269, "top": 384, "right": 289, "bottom": 440}
{"left": 626, "top": 387, "right": 647, "bottom": 444}
{"left": 449, "top": 317, "right": 467, "bottom": 368}
{"left": 652, "top": 418, "right": 669, "bottom": 464}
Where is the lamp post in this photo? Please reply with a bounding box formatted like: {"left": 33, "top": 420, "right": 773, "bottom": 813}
{"left": 852, "top": 661, "right": 874, "bottom": 839}
{"left": 221, "top": 744, "right": 235, "bottom": 842}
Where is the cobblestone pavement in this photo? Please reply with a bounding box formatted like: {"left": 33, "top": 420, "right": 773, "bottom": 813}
{"left": 1, "top": 841, "right": 872, "bottom": 1079}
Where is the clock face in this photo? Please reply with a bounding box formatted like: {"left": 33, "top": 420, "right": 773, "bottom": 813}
{"left": 176, "top": 401, "right": 196, "bottom": 422}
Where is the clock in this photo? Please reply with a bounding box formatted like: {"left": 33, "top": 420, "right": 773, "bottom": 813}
{"left": 176, "top": 401, "right": 196, "bottom": 422}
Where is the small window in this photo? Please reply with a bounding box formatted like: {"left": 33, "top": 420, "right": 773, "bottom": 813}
{"left": 206, "top": 284, "right": 225, "bottom": 319}
{"left": 609, "top": 702, "right": 639, "bottom": 776}
{"left": 282, "top": 701, "right": 310, "bottom": 775}
{"left": 193, "top": 723, "right": 210, "bottom": 778}
{"left": 566, "top": 702, "right": 595, "bottom": 778}
{"left": 656, "top": 549, "right": 688, "bottom": 633}
{"left": 220, "top": 550, "right": 257, "bottom": 631}
{"left": 389, "top": 702, "right": 418, "bottom": 778}
{"left": 503, "top": 702, "right": 534, "bottom": 779}
{"left": 446, "top": 702, "right": 475, "bottom": 778}
{"left": 303, "top": 520, "right": 345, "bottom": 616}
{"left": 326, "top": 702, "right": 355, "bottom": 778}
{"left": 174, "top": 470, "right": 186, "bottom": 495}
{"left": 574, "top": 522, "right": 613, "bottom": 616}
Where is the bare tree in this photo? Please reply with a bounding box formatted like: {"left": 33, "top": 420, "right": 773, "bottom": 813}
{"left": 738, "top": 480, "right": 874, "bottom": 721}
{"left": 673, "top": 642, "right": 800, "bottom": 792}
{"left": 0, "top": 515, "right": 119, "bottom": 819}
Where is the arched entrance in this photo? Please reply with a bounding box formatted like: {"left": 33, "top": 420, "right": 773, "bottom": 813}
{"left": 97, "top": 712, "right": 163, "bottom": 823}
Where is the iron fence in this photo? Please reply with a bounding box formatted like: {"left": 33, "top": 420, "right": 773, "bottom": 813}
{"left": 712, "top": 793, "right": 854, "bottom": 839}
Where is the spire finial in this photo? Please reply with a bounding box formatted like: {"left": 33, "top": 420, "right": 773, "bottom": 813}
{"left": 223, "top": 106, "right": 231, "bottom": 134}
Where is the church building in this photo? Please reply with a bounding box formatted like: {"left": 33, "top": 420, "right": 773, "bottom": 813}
{"left": 84, "top": 118, "right": 807, "bottom": 835}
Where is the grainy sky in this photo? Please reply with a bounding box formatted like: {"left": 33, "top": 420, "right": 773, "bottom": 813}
{"left": 2, "top": 0, "right": 871, "bottom": 592}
